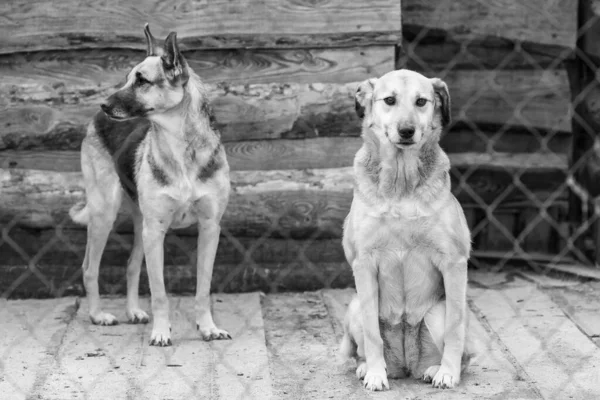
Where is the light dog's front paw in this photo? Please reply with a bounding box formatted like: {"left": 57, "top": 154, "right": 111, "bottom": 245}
{"left": 197, "top": 324, "right": 232, "bottom": 341}
{"left": 356, "top": 361, "right": 367, "bottom": 379}
{"left": 363, "top": 366, "right": 389, "bottom": 391}
{"left": 432, "top": 364, "right": 459, "bottom": 389}
{"left": 149, "top": 322, "right": 172, "bottom": 346}
{"left": 422, "top": 365, "right": 440, "bottom": 383}
{"left": 90, "top": 312, "right": 118, "bottom": 326}
{"left": 127, "top": 308, "right": 150, "bottom": 324}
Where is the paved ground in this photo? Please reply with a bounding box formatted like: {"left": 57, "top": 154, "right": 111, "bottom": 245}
{"left": 1, "top": 269, "right": 599, "bottom": 400}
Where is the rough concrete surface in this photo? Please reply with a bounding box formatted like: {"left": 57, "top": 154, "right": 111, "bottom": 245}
{"left": 1, "top": 270, "right": 599, "bottom": 399}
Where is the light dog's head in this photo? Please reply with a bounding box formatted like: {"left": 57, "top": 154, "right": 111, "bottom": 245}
{"left": 355, "top": 69, "right": 450, "bottom": 150}
{"left": 100, "top": 24, "right": 189, "bottom": 120}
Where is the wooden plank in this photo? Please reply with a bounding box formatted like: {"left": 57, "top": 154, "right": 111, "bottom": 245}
{"left": 0, "top": 69, "right": 572, "bottom": 150}
{"left": 211, "top": 293, "right": 273, "bottom": 399}
{"left": 0, "top": 297, "right": 77, "bottom": 399}
{"left": 33, "top": 297, "right": 155, "bottom": 399}
{"left": 0, "top": 154, "right": 568, "bottom": 235}
{"left": 402, "top": 0, "right": 577, "bottom": 54}
{"left": 0, "top": 0, "right": 401, "bottom": 54}
{"left": 0, "top": 46, "right": 394, "bottom": 88}
{"left": 262, "top": 292, "right": 376, "bottom": 400}
{"left": 544, "top": 281, "right": 600, "bottom": 346}
{"left": 322, "top": 288, "right": 541, "bottom": 399}
{"left": 401, "top": 35, "right": 566, "bottom": 71}
{"left": 469, "top": 281, "right": 600, "bottom": 399}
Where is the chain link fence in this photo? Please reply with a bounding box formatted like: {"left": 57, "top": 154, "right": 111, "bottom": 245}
{"left": 1, "top": 0, "right": 600, "bottom": 399}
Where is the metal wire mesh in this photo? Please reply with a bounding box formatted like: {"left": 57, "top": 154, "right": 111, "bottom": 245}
{"left": 1, "top": 1, "right": 599, "bottom": 399}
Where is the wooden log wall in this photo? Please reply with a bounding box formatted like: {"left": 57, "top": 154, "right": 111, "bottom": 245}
{"left": 0, "top": 0, "right": 579, "bottom": 297}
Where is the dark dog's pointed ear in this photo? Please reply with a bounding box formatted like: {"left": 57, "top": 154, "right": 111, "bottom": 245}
{"left": 144, "top": 23, "right": 157, "bottom": 56}
{"left": 430, "top": 78, "right": 451, "bottom": 127}
{"left": 162, "top": 32, "right": 188, "bottom": 83}
{"left": 355, "top": 78, "right": 377, "bottom": 119}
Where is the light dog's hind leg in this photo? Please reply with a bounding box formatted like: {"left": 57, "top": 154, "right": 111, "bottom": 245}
{"left": 79, "top": 137, "right": 123, "bottom": 326}
{"left": 125, "top": 201, "right": 149, "bottom": 323}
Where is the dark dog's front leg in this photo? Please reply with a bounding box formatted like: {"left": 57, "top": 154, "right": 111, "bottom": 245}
{"left": 195, "top": 219, "right": 231, "bottom": 341}
{"left": 142, "top": 217, "right": 171, "bottom": 346}
{"left": 353, "top": 258, "right": 389, "bottom": 391}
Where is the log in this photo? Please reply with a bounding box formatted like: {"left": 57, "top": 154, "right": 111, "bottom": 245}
{"left": 0, "top": 0, "right": 401, "bottom": 53}
{"left": 0, "top": 153, "right": 568, "bottom": 237}
{"left": 0, "top": 46, "right": 394, "bottom": 88}
{"left": 0, "top": 81, "right": 361, "bottom": 149}
{"left": 0, "top": 129, "right": 571, "bottom": 173}
{"left": 0, "top": 69, "right": 572, "bottom": 150}
{"left": 0, "top": 261, "right": 355, "bottom": 299}
{"left": 402, "top": 0, "right": 576, "bottom": 55}
{"left": 1, "top": 228, "right": 345, "bottom": 268}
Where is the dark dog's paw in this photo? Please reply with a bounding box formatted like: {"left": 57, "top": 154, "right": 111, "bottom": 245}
{"left": 127, "top": 308, "right": 150, "bottom": 324}
{"left": 149, "top": 324, "right": 172, "bottom": 346}
{"left": 197, "top": 324, "right": 232, "bottom": 341}
{"left": 90, "top": 312, "right": 118, "bottom": 326}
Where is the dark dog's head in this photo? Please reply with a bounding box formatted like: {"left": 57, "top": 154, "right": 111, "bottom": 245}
{"left": 100, "top": 24, "right": 190, "bottom": 120}
{"left": 355, "top": 69, "right": 450, "bottom": 151}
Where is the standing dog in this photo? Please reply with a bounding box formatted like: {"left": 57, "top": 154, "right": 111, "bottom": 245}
{"left": 340, "top": 70, "right": 471, "bottom": 390}
{"left": 69, "top": 24, "right": 231, "bottom": 346}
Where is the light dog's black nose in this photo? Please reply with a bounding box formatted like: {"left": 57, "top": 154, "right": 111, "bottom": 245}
{"left": 398, "top": 127, "right": 415, "bottom": 139}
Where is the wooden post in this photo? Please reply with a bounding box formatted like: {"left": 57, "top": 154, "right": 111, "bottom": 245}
{"left": 568, "top": 0, "right": 600, "bottom": 266}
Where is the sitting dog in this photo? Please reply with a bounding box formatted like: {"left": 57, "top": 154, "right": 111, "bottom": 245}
{"left": 340, "top": 69, "right": 472, "bottom": 390}
{"left": 69, "top": 24, "right": 231, "bottom": 346}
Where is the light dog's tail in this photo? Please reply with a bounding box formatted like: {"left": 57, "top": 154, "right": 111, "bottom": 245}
{"left": 69, "top": 202, "right": 89, "bottom": 225}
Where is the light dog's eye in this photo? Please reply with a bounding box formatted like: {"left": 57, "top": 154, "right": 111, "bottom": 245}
{"left": 383, "top": 96, "right": 396, "bottom": 106}
{"left": 416, "top": 98, "right": 427, "bottom": 107}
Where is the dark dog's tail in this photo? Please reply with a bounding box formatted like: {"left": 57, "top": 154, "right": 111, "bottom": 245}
{"left": 69, "top": 202, "right": 89, "bottom": 225}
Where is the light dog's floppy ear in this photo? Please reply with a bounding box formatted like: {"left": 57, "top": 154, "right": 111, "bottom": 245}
{"left": 144, "top": 23, "right": 158, "bottom": 56}
{"left": 355, "top": 78, "right": 377, "bottom": 119}
{"left": 430, "top": 78, "right": 451, "bottom": 127}
{"left": 162, "top": 32, "right": 188, "bottom": 83}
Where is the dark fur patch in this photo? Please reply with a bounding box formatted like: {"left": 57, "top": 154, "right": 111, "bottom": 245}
{"left": 361, "top": 137, "right": 381, "bottom": 185}
{"left": 93, "top": 111, "right": 150, "bottom": 201}
{"left": 147, "top": 150, "right": 170, "bottom": 186}
{"left": 198, "top": 144, "right": 223, "bottom": 182}
{"left": 201, "top": 101, "right": 218, "bottom": 134}
{"left": 417, "top": 142, "right": 439, "bottom": 184}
